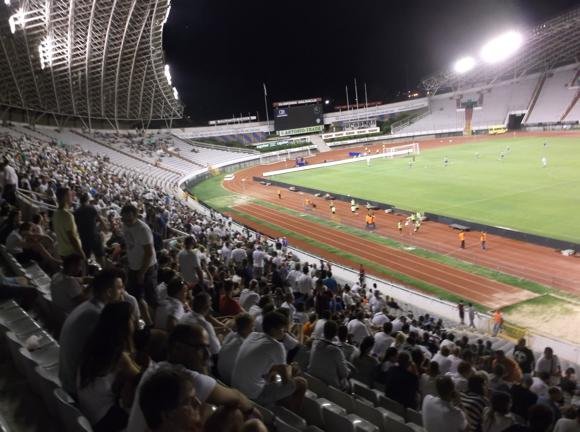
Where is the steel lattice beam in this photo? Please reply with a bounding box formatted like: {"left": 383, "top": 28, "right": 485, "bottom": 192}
{"left": 0, "top": 0, "right": 182, "bottom": 123}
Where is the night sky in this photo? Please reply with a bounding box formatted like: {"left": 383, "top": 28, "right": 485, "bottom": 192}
{"left": 163, "top": 0, "right": 578, "bottom": 124}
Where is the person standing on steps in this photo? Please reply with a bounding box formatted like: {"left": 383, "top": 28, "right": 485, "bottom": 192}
{"left": 458, "top": 300, "right": 465, "bottom": 325}
{"left": 468, "top": 303, "right": 476, "bottom": 328}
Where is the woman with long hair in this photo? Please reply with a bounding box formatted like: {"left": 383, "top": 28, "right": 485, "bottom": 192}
{"left": 77, "top": 302, "right": 140, "bottom": 432}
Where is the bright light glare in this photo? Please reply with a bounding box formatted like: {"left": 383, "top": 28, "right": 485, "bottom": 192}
{"left": 163, "top": 5, "right": 171, "bottom": 26}
{"left": 172, "top": 87, "right": 179, "bottom": 100}
{"left": 164, "top": 64, "right": 172, "bottom": 86}
{"left": 38, "top": 36, "right": 54, "bottom": 69}
{"left": 8, "top": 8, "right": 25, "bottom": 33}
{"left": 324, "top": 99, "right": 330, "bottom": 105}
{"left": 5, "top": 0, "right": 11, "bottom": 5}
{"left": 454, "top": 56, "right": 476, "bottom": 74}
{"left": 480, "top": 31, "right": 523, "bottom": 64}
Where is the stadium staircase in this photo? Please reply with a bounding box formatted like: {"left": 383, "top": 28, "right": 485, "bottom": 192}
{"left": 560, "top": 90, "right": 580, "bottom": 122}
{"left": 522, "top": 73, "right": 547, "bottom": 124}
{"left": 310, "top": 134, "right": 332, "bottom": 153}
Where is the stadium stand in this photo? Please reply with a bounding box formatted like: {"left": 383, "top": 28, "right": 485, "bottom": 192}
{"left": 1, "top": 2, "right": 580, "bottom": 431}
{"left": 1, "top": 129, "right": 579, "bottom": 432}
{"left": 524, "top": 65, "right": 579, "bottom": 124}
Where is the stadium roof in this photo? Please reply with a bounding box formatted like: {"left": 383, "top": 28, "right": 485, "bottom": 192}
{"left": 0, "top": 0, "right": 183, "bottom": 127}
{"left": 422, "top": 6, "right": 580, "bottom": 95}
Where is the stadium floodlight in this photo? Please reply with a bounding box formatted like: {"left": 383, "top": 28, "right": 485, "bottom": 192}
{"left": 480, "top": 31, "right": 523, "bottom": 64}
{"left": 453, "top": 56, "right": 476, "bottom": 74}
{"left": 164, "top": 64, "right": 172, "bottom": 86}
{"left": 172, "top": 87, "right": 179, "bottom": 100}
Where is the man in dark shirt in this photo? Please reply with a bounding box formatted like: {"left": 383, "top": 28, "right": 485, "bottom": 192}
{"left": 383, "top": 351, "right": 419, "bottom": 409}
{"left": 74, "top": 192, "right": 105, "bottom": 266}
{"left": 513, "top": 338, "right": 535, "bottom": 376}
{"left": 510, "top": 376, "right": 538, "bottom": 421}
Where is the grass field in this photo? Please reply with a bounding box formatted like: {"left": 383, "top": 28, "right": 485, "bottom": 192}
{"left": 270, "top": 136, "right": 580, "bottom": 242}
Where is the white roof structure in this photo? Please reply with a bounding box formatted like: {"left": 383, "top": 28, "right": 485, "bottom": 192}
{"left": 0, "top": 0, "right": 182, "bottom": 127}
{"left": 422, "top": 6, "right": 580, "bottom": 95}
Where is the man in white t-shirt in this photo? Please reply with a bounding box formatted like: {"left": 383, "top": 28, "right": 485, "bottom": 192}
{"left": 121, "top": 204, "right": 158, "bottom": 315}
{"left": 347, "top": 310, "right": 371, "bottom": 346}
{"left": 231, "top": 243, "right": 246, "bottom": 267}
{"left": 154, "top": 277, "right": 187, "bottom": 331}
{"left": 369, "top": 290, "right": 386, "bottom": 314}
{"left": 50, "top": 253, "right": 87, "bottom": 314}
{"left": 1, "top": 157, "right": 18, "bottom": 205}
{"left": 295, "top": 267, "right": 313, "bottom": 300}
{"left": 372, "top": 322, "right": 394, "bottom": 359}
{"left": 252, "top": 245, "right": 267, "bottom": 279}
{"left": 432, "top": 346, "right": 453, "bottom": 375}
{"left": 371, "top": 309, "right": 390, "bottom": 327}
{"left": 422, "top": 376, "right": 467, "bottom": 432}
{"left": 231, "top": 311, "right": 307, "bottom": 410}
{"left": 179, "top": 292, "right": 222, "bottom": 356}
{"left": 240, "top": 279, "right": 261, "bottom": 311}
{"left": 177, "top": 236, "right": 203, "bottom": 286}
{"left": 218, "top": 313, "right": 254, "bottom": 385}
{"left": 536, "top": 347, "right": 561, "bottom": 386}
{"left": 286, "top": 262, "right": 302, "bottom": 293}
{"left": 308, "top": 320, "right": 350, "bottom": 389}
{"left": 59, "top": 269, "right": 125, "bottom": 395}
{"left": 221, "top": 241, "right": 232, "bottom": 266}
{"left": 127, "top": 323, "right": 256, "bottom": 432}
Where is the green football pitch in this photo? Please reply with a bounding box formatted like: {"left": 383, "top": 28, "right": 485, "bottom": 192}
{"left": 270, "top": 136, "right": 580, "bottom": 243}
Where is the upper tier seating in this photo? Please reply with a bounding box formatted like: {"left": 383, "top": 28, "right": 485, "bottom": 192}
{"left": 524, "top": 66, "right": 578, "bottom": 124}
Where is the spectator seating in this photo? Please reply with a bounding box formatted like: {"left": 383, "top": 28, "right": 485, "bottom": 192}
{"left": 525, "top": 66, "right": 578, "bottom": 124}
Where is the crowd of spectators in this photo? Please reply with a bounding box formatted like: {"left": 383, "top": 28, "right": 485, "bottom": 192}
{"left": 0, "top": 131, "right": 579, "bottom": 432}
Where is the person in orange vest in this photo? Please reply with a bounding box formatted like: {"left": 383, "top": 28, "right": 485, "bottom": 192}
{"left": 459, "top": 231, "right": 466, "bottom": 249}
{"left": 480, "top": 231, "right": 487, "bottom": 250}
{"left": 277, "top": 189, "right": 282, "bottom": 199}
{"left": 492, "top": 309, "right": 503, "bottom": 336}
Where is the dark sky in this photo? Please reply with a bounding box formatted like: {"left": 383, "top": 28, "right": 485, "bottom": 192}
{"left": 163, "top": 0, "right": 578, "bottom": 124}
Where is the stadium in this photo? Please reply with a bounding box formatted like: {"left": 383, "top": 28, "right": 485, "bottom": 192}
{"left": 0, "top": 1, "right": 579, "bottom": 431}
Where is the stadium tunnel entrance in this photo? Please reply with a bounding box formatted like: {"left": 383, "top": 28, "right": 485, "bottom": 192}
{"left": 508, "top": 113, "right": 525, "bottom": 130}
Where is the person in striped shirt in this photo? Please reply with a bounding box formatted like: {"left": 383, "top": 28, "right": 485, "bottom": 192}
{"left": 460, "top": 374, "right": 489, "bottom": 432}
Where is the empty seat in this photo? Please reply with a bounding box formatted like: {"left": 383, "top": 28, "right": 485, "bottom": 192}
{"left": 327, "top": 386, "right": 355, "bottom": 412}
{"left": 54, "top": 388, "right": 88, "bottom": 432}
{"left": 271, "top": 406, "right": 307, "bottom": 430}
{"left": 33, "top": 365, "right": 61, "bottom": 417}
{"left": 406, "top": 408, "right": 423, "bottom": 426}
{"left": 378, "top": 395, "right": 406, "bottom": 418}
{"left": 406, "top": 423, "right": 426, "bottom": 432}
{"left": 304, "top": 373, "right": 328, "bottom": 398}
{"left": 77, "top": 416, "right": 93, "bottom": 432}
{"left": 274, "top": 419, "right": 302, "bottom": 432}
{"left": 352, "top": 379, "right": 381, "bottom": 405}
{"left": 353, "top": 397, "right": 406, "bottom": 432}
{"left": 322, "top": 404, "right": 354, "bottom": 432}
{"left": 300, "top": 395, "right": 327, "bottom": 428}
{"left": 254, "top": 403, "right": 275, "bottom": 427}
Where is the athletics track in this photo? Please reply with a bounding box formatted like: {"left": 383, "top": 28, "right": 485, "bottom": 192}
{"left": 223, "top": 132, "right": 580, "bottom": 309}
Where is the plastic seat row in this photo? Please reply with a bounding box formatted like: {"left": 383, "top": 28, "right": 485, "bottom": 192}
{"left": 0, "top": 299, "right": 93, "bottom": 432}
{"left": 303, "top": 373, "right": 425, "bottom": 432}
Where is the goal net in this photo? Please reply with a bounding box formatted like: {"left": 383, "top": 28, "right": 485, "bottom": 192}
{"left": 382, "top": 142, "right": 420, "bottom": 159}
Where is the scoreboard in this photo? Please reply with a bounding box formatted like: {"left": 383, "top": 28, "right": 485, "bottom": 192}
{"left": 273, "top": 99, "right": 324, "bottom": 136}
